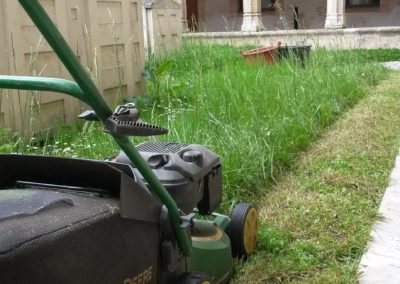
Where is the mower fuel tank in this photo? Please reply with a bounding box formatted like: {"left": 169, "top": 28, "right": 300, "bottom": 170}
{"left": 114, "top": 142, "right": 222, "bottom": 215}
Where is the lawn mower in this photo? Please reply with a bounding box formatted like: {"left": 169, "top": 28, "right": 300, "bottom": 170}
{"left": 0, "top": 1, "right": 258, "bottom": 283}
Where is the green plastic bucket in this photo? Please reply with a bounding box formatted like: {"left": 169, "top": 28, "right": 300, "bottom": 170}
{"left": 278, "top": 45, "right": 312, "bottom": 66}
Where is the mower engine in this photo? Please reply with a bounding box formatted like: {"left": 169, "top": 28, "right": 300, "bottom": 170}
{"left": 113, "top": 141, "right": 222, "bottom": 215}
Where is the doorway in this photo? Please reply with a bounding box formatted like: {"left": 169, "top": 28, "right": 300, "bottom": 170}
{"left": 186, "top": 0, "right": 198, "bottom": 31}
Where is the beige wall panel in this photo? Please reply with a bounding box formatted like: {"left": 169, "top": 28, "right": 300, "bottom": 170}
{"left": 128, "top": 0, "right": 146, "bottom": 96}
{"left": 100, "top": 44, "right": 126, "bottom": 68}
{"left": 0, "top": 0, "right": 7, "bottom": 75}
{"left": 17, "top": 0, "right": 57, "bottom": 26}
{"left": 145, "top": 0, "right": 182, "bottom": 54}
{"left": 62, "top": 0, "right": 90, "bottom": 122}
{"left": 154, "top": 9, "right": 181, "bottom": 49}
{"left": 131, "top": 41, "right": 145, "bottom": 94}
{"left": 101, "top": 68, "right": 127, "bottom": 90}
{"left": 131, "top": 2, "right": 140, "bottom": 21}
{"left": 0, "top": 113, "right": 5, "bottom": 126}
{"left": 103, "top": 85, "right": 127, "bottom": 107}
{"left": 65, "top": 0, "right": 91, "bottom": 67}
{"left": 23, "top": 51, "right": 61, "bottom": 76}
{"left": 130, "top": 2, "right": 143, "bottom": 41}
{"left": 20, "top": 27, "right": 52, "bottom": 53}
{"left": 97, "top": 1, "right": 123, "bottom": 24}
{"left": 0, "top": 0, "right": 146, "bottom": 132}
{"left": 0, "top": 0, "right": 12, "bottom": 128}
{"left": 37, "top": 99, "right": 65, "bottom": 130}
{"left": 97, "top": 24, "right": 124, "bottom": 46}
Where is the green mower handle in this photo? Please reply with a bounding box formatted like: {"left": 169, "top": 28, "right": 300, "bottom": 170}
{"left": 0, "top": 76, "right": 89, "bottom": 104}
{"left": 7, "top": 0, "right": 192, "bottom": 256}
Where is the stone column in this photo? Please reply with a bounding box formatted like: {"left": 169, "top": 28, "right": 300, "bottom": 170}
{"left": 325, "top": 0, "right": 346, "bottom": 28}
{"left": 241, "top": 0, "right": 265, "bottom": 32}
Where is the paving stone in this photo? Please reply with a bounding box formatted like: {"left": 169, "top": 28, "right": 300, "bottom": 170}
{"left": 382, "top": 61, "right": 400, "bottom": 70}
{"left": 359, "top": 253, "right": 400, "bottom": 284}
{"left": 359, "top": 155, "right": 400, "bottom": 283}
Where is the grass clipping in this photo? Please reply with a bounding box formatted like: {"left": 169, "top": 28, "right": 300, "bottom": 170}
{"left": 235, "top": 72, "right": 400, "bottom": 283}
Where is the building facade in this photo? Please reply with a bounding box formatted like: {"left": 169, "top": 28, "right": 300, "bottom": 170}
{"left": 184, "top": 0, "right": 400, "bottom": 32}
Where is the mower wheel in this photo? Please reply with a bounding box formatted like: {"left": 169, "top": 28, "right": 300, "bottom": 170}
{"left": 228, "top": 203, "right": 258, "bottom": 260}
{"left": 177, "top": 272, "right": 212, "bottom": 284}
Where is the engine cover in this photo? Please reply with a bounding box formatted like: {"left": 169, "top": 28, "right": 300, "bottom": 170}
{"left": 114, "top": 142, "right": 223, "bottom": 215}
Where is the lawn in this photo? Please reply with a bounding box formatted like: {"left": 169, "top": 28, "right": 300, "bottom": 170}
{"left": 235, "top": 72, "right": 400, "bottom": 283}
{"left": 1, "top": 44, "right": 398, "bottom": 282}
{"left": 2, "top": 44, "right": 388, "bottom": 207}
{"left": 138, "top": 44, "right": 390, "bottom": 209}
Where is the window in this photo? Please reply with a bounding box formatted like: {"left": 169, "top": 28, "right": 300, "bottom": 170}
{"left": 261, "top": 0, "right": 276, "bottom": 11}
{"left": 346, "top": 0, "right": 380, "bottom": 8}
{"left": 238, "top": 0, "right": 275, "bottom": 12}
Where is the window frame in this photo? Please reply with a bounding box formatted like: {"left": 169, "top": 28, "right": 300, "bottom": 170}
{"left": 238, "top": 0, "right": 276, "bottom": 13}
{"left": 345, "top": 0, "right": 380, "bottom": 8}
{"left": 261, "top": 0, "right": 276, "bottom": 12}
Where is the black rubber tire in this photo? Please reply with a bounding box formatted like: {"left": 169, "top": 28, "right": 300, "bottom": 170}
{"left": 228, "top": 203, "right": 258, "bottom": 260}
{"left": 177, "top": 272, "right": 212, "bottom": 284}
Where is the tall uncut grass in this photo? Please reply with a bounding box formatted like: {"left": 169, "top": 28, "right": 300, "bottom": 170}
{"left": 2, "top": 44, "right": 388, "bottom": 209}
{"left": 138, "top": 44, "right": 386, "bottom": 207}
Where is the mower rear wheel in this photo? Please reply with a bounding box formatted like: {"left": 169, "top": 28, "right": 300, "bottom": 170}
{"left": 228, "top": 203, "right": 258, "bottom": 260}
{"left": 177, "top": 272, "right": 212, "bottom": 284}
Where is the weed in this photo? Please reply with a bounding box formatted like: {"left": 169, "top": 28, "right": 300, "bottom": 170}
{"left": 138, "top": 44, "right": 387, "bottom": 209}
{"left": 338, "top": 48, "right": 400, "bottom": 62}
{"left": 5, "top": 44, "right": 392, "bottom": 209}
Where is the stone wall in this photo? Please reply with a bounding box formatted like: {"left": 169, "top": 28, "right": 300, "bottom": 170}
{"left": 184, "top": 26, "right": 400, "bottom": 49}
{"left": 143, "top": 0, "right": 183, "bottom": 55}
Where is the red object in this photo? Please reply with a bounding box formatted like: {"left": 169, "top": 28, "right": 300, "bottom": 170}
{"left": 240, "top": 42, "right": 281, "bottom": 64}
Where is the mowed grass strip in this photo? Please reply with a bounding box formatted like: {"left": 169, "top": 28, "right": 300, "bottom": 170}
{"left": 235, "top": 72, "right": 400, "bottom": 283}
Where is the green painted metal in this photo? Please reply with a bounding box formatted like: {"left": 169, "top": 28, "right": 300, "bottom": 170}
{"left": 0, "top": 76, "right": 88, "bottom": 104}
{"left": 213, "top": 213, "right": 231, "bottom": 231}
{"left": 15, "top": 0, "right": 191, "bottom": 256}
{"left": 188, "top": 222, "right": 233, "bottom": 284}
